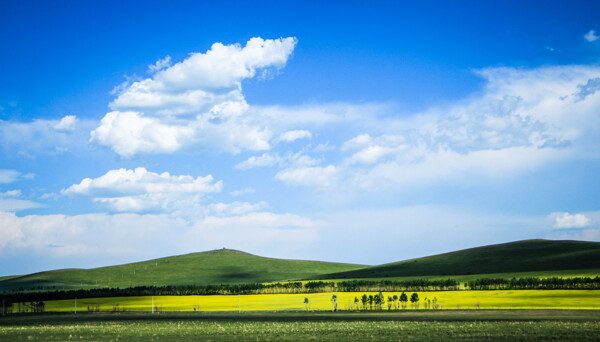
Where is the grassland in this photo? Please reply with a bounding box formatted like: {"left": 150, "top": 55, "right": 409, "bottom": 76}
{"left": 33, "top": 290, "right": 600, "bottom": 312}
{"left": 0, "top": 249, "right": 365, "bottom": 291}
{"left": 317, "top": 239, "right": 600, "bottom": 279}
{"left": 1, "top": 311, "right": 600, "bottom": 341}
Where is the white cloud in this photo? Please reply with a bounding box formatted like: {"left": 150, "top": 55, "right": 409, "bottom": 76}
{"left": 230, "top": 187, "right": 256, "bottom": 197}
{"left": 286, "top": 64, "right": 600, "bottom": 190}
{"left": 0, "top": 118, "right": 93, "bottom": 156}
{"left": 0, "top": 190, "right": 21, "bottom": 197}
{"left": 53, "top": 115, "right": 78, "bottom": 131}
{"left": 90, "top": 111, "right": 195, "bottom": 157}
{"left": 93, "top": 37, "right": 297, "bottom": 157}
{"left": 0, "top": 170, "right": 22, "bottom": 184}
{"left": 0, "top": 210, "right": 320, "bottom": 267}
{"left": 147, "top": 55, "right": 172, "bottom": 74}
{"left": 63, "top": 167, "right": 222, "bottom": 212}
{"left": 343, "top": 134, "right": 407, "bottom": 165}
{"left": 203, "top": 201, "right": 267, "bottom": 216}
{"left": 234, "top": 153, "right": 281, "bottom": 169}
{"left": 0, "top": 189, "right": 43, "bottom": 212}
{"left": 584, "top": 29, "right": 599, "bottom": 42}
{"left": 279, "top": 130, "right": 312, "bottom": 142}
{"left": 234, "top": 151, "right": 319, "bottom": 170}
{"left": 553, "top": 212, "right": 593, "bottom": 229}
{"left": 0, "top": 198, "right": 43, "bottom": 212}
{"left": 275, "top": 165, "right": 338, "bottom": 187}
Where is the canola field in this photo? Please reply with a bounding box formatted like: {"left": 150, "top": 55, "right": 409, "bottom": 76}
{"left": 41, "top": 290, "right": 600, "bottom": 312}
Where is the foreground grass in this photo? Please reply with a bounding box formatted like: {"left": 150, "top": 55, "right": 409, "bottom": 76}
{"left": 1, "top": 311, "right": 599, "bottom": 341}
{"left": 40, "top": 290, "right": 600, "bottom": 312}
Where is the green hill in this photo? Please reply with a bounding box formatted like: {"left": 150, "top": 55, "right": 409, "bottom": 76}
{"left": 313, "top": 239, "right": 600, "bottom": 280}
{"left": 3, "top": 239, "right": 599, "bottom": 292}
{"left": 0, "top": 249, "right": 366, "bottom": 292}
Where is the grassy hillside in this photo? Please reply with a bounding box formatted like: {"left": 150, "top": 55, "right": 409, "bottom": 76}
{"left": 0, "top": 249, "right": 366, "bottom": 291}
{"left": 314, "top": 239, "right": 600, "bottom": 280}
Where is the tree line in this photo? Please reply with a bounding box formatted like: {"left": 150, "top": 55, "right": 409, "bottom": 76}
{"left": 2, "top": 276, "right": 598, "bottom": 304}
{"left": 304, "top": 291, "right": 441, "bottom": 312}
{"left": 467, "top": 276, "right": 600, "bottom": 290}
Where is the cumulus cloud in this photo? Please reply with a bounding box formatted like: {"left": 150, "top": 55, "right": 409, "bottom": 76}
{"left": 584, "top": 29, "right": 599, "bottom": 42}
{"left": 553, "top": 212, "right": 593, "bottom": 229}
{"left": 92, "top": 37, "right": 297, "bottom": 157}
{"left": 279, "top": 130, "right": 312, "bottom": 142}
{"left": 63, "top": 167, "right": 223, "bottom": 212}
{"left": 90, "top": 111, "right": 194, "bottom": 157}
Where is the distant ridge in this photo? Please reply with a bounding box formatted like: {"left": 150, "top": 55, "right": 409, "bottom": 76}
{"left": 314, "top": 239, "right": 600, "bottom": 279}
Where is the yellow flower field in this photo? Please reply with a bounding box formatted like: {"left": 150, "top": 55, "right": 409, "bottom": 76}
{"left": 40, "top": 290, "right": 600, "bottom": 312}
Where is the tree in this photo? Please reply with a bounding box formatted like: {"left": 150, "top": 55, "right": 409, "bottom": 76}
{"left": 399, "top": 292, "right": 408, "bottom": 310}
{"left": 361, "top": 294, "right": 368, "bottom": 310}
{"left": 410, "top": 292, "right": 419, "bottom": 309}
{"left": 377, "top": 291, "right": 385, "bottom": 310}
{"left": 387, "top": 296, "right": 393, "bottom": 310}
{"left": 354, "top": 297, "right": 359, "bottom": 310}
{"left": 304, "top": 297, "right": 309, "bottom": 311}
{"left": 368, "top": 294, "right": 374, "bottom": 310}
{"left": 374, "top": 293, "right": 382, "bottom": 310}
{"left": 331, "top": 294, "right": 338, "bottom": 312}
{"left": 392, "top": 294, "right": 399, "bottom": 310}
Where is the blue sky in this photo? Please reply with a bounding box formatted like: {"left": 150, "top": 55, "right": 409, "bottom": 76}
{"left": 1, "top": 0, "right": 600, "bottom": 275}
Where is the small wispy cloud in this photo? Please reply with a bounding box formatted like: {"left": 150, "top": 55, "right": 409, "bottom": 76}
{"left": 279, "top": 130, "right": 312, "bottom": 143}
{"left": 584, "top": 29, "right": 599, "bottom": 42}
{"left": 230, "top": 187, "right": 256, "bottom": 197}
{"left": 147, "top": 55, "right": 172, "bottom": 74}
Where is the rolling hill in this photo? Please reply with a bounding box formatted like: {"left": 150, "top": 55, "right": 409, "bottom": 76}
{"left": 2, "top": 239, "right": 600, "bottom": 292}
{"left": 0, "top": 249, "right": 366, "bottom": 292}
{"left": 314, "top": 239, "right": 600, "bottom": 280}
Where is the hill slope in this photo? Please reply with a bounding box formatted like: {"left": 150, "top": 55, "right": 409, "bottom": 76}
{"left": 0, "top": 249, "right": 366, "bottom": 291}
{"left": 314, "top": 239, "right": 600, "bottom": 280}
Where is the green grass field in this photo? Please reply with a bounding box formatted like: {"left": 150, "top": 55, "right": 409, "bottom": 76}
{"left": 1, "top": 311, "right": 600, "bottom": 341}
{"left": 32, "top": 290, "right": 600, "bottom": 312}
